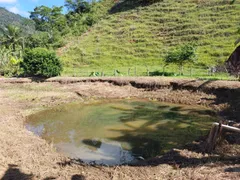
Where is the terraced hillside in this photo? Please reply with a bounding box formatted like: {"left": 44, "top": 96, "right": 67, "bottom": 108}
{"left": 61, "top": 0, "right": 240, "bottom": 72}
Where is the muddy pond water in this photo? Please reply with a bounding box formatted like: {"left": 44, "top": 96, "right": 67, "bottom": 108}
{"left": 26, "top": 99, "right": 217, "bottom": 165}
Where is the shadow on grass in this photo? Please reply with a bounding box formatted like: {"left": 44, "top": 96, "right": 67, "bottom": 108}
{"left": 1, "top": 164, "right": 33, "bottom": 180}
{"left": 109, "top": 0, "right": 160, "bottom": 14}
{"left": 71, "top": 174, "right": 86, "bottom": 180}
{"left": 171, "top": 79, "right": 240, "bottom": 122}
{"left": 1, "top": 164, "right": 86, "bottom": 180}
{"left": 214, "top": 88, "right": 240, "bottom": 122}
{"left": 133, "top": 149, "right": 240, "bottom": 168}
{"left": 225, "top": 167, "right": 240, "bottom": 172}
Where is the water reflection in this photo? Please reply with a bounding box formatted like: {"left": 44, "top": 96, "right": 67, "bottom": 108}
{"left": 56, "top": 140, "right": 134, "bottom": 165}
{"left": 26, "top": 99, "right": 217, "bottom": 165}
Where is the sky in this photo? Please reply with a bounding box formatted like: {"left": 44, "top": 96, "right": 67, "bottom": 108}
{"left": 0, "top": 0, "right": 66, "bottom": 17}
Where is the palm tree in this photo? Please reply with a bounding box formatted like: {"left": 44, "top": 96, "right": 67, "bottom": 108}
{"left": 0, "top": 25, "right": 24, "bottom": 51}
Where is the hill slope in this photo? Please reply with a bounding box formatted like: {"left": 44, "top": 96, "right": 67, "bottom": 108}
{"left": 0, "top": 7, "right": 35, "bottom": 35}
{"left": 61, "top": 0, "right": 240, "bottom": 71}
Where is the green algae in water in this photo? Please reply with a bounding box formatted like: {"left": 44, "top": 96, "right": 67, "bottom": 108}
{"left": 26, "top": 99, "right": 217, "bottom": 165}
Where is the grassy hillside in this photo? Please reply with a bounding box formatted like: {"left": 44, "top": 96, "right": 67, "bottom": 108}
{"left": 0, "top": 7, "right": 35, "bottom": 35}
{"left": 61, "top": 0, "right": 240, "bottom": 76}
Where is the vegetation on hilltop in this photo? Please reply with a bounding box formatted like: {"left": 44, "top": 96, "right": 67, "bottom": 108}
{"left": 61, "top": 0, "right": 240, "bottom": 76}
{"left": 0, "top": 0, "right": 114, "bottom": 77}
{"left": 28, "top": 0, "right": 115, "bottom": 49}
{"left": 0, "top": 7, "right": 35, "bottom": 36}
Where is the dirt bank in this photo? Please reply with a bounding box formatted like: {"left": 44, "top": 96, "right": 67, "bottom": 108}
{"left": 0, "top": 77, "right": 239, "bottom": 180}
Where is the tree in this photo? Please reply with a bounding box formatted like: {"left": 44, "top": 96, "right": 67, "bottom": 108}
{"left": 0, "top": 25, "right": 24, "bottom": 51}
{"left": 164, "top": 44, "right": 197, "bottom": 75}
{"left": 25, "top": 32, "right": 50, "bottom": 49}
{"left": 30, "top": 6, "right": 68, "bottom": 34}
{"left": 65, "top": 0, "right": 91, "bottom": 14}
{"left": 29, "top": 6, "right": 69, "bottom": 48}
{"left": 30, "top": 6, "right": 52, "bottom": 32}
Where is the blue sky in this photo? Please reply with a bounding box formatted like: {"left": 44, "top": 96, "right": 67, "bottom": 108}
{"left": 0, "top": 0, "right": 66, "bottom": 17}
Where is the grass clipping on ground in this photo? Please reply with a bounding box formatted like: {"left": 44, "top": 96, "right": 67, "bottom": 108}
{"left": 0, "top": 77, "right": 239, "bottom": 179}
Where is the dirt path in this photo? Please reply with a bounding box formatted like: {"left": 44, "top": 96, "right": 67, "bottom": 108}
{"left": 0, "top": 77, "right": 239, "bottom": 180}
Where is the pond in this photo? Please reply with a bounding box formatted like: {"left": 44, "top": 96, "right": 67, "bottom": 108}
{"left": 26, "top": 99, "right": 217, "bottom": 165}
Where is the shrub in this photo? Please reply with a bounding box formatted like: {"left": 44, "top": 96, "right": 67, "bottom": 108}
{"left": 149, "top": 71, "right": 175, "bottom": 77}
{"left": 0, "top": 56, "right": 23, "bottom": 77}
{"left": 89, "top": 72, "right": 101, "bottom": 77}
{"left": 21, "top": 48, "right": 62, "bottom": 77}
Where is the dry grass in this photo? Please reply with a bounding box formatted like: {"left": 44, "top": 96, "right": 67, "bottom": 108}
{"left": 0, "top": 77, "right": 239, "bottom": 179}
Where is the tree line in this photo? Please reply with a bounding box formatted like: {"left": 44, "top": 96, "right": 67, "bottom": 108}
{"left": 0, "top": 0, "right": 114, "bottom": 77}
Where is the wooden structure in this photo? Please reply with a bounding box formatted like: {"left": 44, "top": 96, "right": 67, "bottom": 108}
{"left": 205, "top": 122, "right": 240, "bottom": 153}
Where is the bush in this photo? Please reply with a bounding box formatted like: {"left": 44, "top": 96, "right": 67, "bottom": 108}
{"left": 21, "top": 48, "right": 62, "bottom": 77}
{"left": 149, "top": 71, "right": 175, "bottom": 76}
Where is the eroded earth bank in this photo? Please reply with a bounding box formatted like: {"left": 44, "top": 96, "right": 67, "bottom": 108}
{"left": 0, "top": 77, "right": 239, "bottom": 180}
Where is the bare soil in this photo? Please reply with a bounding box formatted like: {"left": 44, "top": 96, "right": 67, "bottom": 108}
{"left": 0, "top": 77, "right": 239, "bottom": 180}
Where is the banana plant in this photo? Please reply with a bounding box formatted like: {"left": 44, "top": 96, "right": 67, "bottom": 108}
{"left": 0, "top": 47, "right": 11, "bottom": 67}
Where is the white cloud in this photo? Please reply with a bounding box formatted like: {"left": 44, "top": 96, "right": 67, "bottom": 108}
{"left": 0, "top": 0, "right": 17, "bottom": 3}
{"left": 7, "top": 6, "right": 29, "bottom": 17}
{"left": 8, "top": 6, "right": 19, "bottom": 13}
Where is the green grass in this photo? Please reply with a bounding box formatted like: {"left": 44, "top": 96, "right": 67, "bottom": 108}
{"left": 60, "top": 0, "right": 240, "bottom": 78}
{"left": 62, "top": 65, "right": 238, "bottom": 81}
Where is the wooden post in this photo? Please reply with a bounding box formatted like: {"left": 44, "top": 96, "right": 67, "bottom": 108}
{"left": 205, "top": 123, "right": 240, "bottom": 153}
{"left": 128, "top": 68, "right": 131, "bottom": 76}
{"left": 205, "top": 124, "right": 220, "bottom": 153}
{"left": 190, "top": 66, "right": 193, "bottom": 77}
{"left": 162, "top": 66, "right": 165, "bottom": 76}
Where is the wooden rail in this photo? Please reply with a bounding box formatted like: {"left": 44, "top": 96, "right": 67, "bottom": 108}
{"left": 205, "top": 122, "right": 240, "bottom": 153}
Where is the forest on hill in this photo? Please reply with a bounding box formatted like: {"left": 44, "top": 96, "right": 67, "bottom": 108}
{"left": 0, "top": 7, "right": 35, "bottom": 35}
